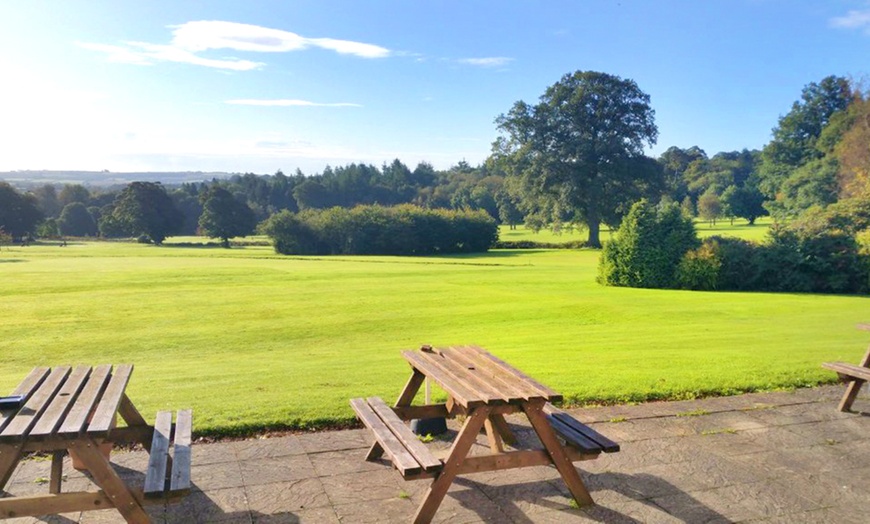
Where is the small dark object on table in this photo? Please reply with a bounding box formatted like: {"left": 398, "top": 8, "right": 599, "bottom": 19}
{"left": 0, "top": 395, "right": 24, "bottom": 410}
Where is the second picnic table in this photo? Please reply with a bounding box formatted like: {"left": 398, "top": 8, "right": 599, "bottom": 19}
{"left": 0, "top": 364, "right": 192, "bottom": 523}
{"left": 351, "top": 345, "right": 619, "bottom": 524}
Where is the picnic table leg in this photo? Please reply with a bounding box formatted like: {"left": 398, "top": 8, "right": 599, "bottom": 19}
{"left": 0, "top": 443, "right": 24, "bottom": 492}
{"left": 413, "top": 405, "right": 492, "bottom": 524}
{"left": 69, "top": 438, "right": 151, "bottom": 524}
{"left": 118, "top": 394, "right": 152, "bottom": 452}
{"left": 367, "top": 369, "right": 426, "bottom": 461}
{"left": 484, "top": 417, "right": 504, "bottom": 453}
{"left": 49, "top": 451, "right": 64, "bottom": 494}
{"left": 489, "top": 413, "right": 516, "bottom": 446}
{"left": 523, "top": 400, "right": 595, "bottom": 507}
{"left": 838, "top": 349, "right": 870, "bottom": 412}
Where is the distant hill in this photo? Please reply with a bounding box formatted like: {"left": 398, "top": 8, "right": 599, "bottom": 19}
{"left": 0, "top": 170, "right": 237, "bottom": 189}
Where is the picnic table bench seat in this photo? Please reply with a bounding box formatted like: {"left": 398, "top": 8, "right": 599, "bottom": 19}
{"left": 143, "top": 409, "right": 193, "bottom": 500}
{"left": 543, "top": 403, "right": 620, "bottom": 455}
{"left": 350, "top": 397, "right": 442, "bottom": 479}
{"left": 822, "top": 324, "right": 870, "bottom": 412}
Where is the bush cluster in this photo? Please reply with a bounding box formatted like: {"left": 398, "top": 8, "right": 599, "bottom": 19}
{"left": 681, "top": 229, "right": 869, "bottom": 293}
{"left": 598, "top": 200, "right": 699, "bottom": 288}
{"left": 261, "top": 204, "right": 498, "bottom": 256}
{"left": 599, "top": 198, "right": 870, "bottom": 294}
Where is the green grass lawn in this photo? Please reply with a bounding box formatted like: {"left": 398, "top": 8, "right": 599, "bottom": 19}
{"left": 1, "top": 234, "right": 866, "bottom": 436}
{"left": 499, "top": 217, "right": 773, "bottom": 244}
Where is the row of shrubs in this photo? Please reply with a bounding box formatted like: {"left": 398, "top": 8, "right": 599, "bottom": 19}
{"left": 600, "top": 199, "right": 870, "bottom": 294}
{"left": 260, "top": 204, "right": 498, "bottom": 256}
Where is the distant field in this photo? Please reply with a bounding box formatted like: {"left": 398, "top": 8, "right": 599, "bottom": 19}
{"left": 0, "top": 234, "right": 865, "bottom": 436}
{"left": 499, "top": 217, "right": 773, "bottom": 244}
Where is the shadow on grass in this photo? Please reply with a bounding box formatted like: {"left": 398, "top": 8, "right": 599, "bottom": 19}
{"left": 0, "top": 259, "right": 27, "bottom": 263}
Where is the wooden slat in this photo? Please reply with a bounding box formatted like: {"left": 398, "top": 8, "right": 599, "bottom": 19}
{"left": 433, "top": 349, "right": 515, "bottom": 404}
{"left": 465, "top": 345, "right": 562, "bottom": 402}
{"left": 0, "top": 367, "right": 50, "bottom": 434}
{"left": 392, "top": 404, "right": 450, "bottom": 421}
{"left": 440, "top": 347, "right": 529, "bottom": 402}
{"left": 546, "top": 415, "right": 604, "bottom": 454}
{"left": 402, "top": 351, "right": 483, "bottom": 408}
{"left": 144, "top": 411, "right": 172, "bottom": 496}
{"left": 367, "top": 397, "right": 442, "bottom": 472}
{"left": 351, "top": 398, "right": 422, "bottom": 477}
{"left": 58, "top": 365, "right": 111, "bottom": 437}
{"left": 0, "top": 490, "right": 115, "bottom": 519}
{"left": 170, "top": 409, "right": 193, "bottom": 493}
{"left": 0, "top": 367, "right": 71, "bottom": 442}
{"left": 455, "top": 447, "right": 599, "bottom": 475}
{"left": 30, "top": 366, "right": 91, "bottom": 439}
{"left": 88, "top": 364, "right": 133, "bottom": 436}
{"left": 543, "top": 404, "right": 620, "bottom": 452}
{"left": 823, "top": 362, "right": 870, "bottom": 382}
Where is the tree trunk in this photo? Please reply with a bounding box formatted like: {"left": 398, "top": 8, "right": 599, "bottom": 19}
{"left": 586, "top": 221, "right": 601, "bottom": 248}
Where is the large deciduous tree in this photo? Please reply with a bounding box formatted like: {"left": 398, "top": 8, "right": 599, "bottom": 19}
{"left": 0, "top": 182, "right": 43, "bottom": 239}
{"left": 494, "top": 70, "right": 660, "bottom": 247}
{"left": 107, "top": 181, "right": 183, "bottom": 244}
{"left": 198, "top": 186, "right": 257, "bottom": 247}
{"left": 58, "top": 202, "right": 98, "bottom": 236}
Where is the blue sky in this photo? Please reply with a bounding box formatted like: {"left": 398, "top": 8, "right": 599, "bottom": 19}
{"left": 1, "top": 1, "right": 869, "bottom": 175}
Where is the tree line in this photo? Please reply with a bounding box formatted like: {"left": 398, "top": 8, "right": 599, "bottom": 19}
{"left": 1, "top": 71, "right": 868, "bottom": 252}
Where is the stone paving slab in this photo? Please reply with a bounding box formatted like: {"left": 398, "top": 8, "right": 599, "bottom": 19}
{"left": 1, "top": 385, "right": 868, "bottom": 523}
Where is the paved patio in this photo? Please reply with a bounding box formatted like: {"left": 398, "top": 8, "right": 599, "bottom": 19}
{"left": 2, "top": 385, "right": 869, "bottom": 523}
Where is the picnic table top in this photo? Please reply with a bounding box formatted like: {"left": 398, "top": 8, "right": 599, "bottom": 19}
{"left": 401, "top": 345, "right": 562, "bottom": 409}
{"left": 0, "top": 364, "right": 133, "bottom": 444}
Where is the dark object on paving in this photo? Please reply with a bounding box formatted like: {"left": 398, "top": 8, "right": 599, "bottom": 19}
{"left": 410, "top": 417, "right": 447, "bottom": 436}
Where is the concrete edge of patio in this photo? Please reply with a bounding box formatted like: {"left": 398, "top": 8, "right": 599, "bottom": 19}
{"left": 3, "top": 384, "right": 869, "bottom": 523}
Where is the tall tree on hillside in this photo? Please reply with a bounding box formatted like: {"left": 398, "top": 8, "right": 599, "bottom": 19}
{"left": 494, "top": 70, "right": 660, "bottom": 247}
{"left": 58, "top": 202, "right": 98, "bottom": 236}
{"left": 0, "top": 182, "right": 43, "bottom": 239}
{"left": 107, "top": 182, "right": 183, "bottom": 244}
{"left": 198, "top": 186, "right": 257, "bottom": 247}
{"left": 758, "top": 75, "right": 853, "bottom": 202}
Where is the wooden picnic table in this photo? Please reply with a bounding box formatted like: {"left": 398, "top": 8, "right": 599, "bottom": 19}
{"left": 0, "top": 364, "right": 192, "bottom": 523}
{"left": 351, "top": 345, "right": 619, "bottom": 524}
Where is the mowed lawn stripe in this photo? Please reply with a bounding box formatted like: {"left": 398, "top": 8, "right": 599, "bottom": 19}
{"left": 1, "top": 242, "right": 866, "bottom": 435}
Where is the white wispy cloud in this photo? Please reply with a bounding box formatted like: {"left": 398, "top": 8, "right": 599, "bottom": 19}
{"left": 457, "top": 57, "right": 514, "bottom": 67}
{"left": 226, "top": 99, "right": 362, "bottom": 107}
{"left": 830, "top": 9, "right": 870, "bottom": 32}
{"left": 79, "top": 20, "right": 390, "bottom": 71}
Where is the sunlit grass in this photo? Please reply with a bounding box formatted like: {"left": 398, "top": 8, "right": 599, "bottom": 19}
{"left": 499, "top": 217, "right": 773, "bottom": 244}
{"left": 0, "top": 234, "right": 864, "bottom": 436}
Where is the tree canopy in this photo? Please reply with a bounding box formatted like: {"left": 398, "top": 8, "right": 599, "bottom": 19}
{"left": 198, "top": 186, "right": 257, "bottom": 247}
{"left": 0, "top": 182, "right": 43, "bottom": 239}
{"left": 494, "top": 70, "right": 660, "bottom": 247}
{"left": 105, "top": 182, "right": 183, "bottom": 244}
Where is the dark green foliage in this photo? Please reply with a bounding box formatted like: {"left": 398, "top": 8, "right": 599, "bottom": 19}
{"left": 103, "top": 181, "right": 183, "bottom": 244}
{"left": 262, "top": 204, "right": 497, "bottom": 256}
{"left": 0, "top": 182, "right": 43, "bottom": 239}
{"left": 495, "top": 70, "right": 661, "bottom": 247}
{"left": 677, "top": 228, "right": 868, "bottom": 294}
{"left": 198, "top": 186, "right": 257, "bottom": 247}
{"left": 598, "top": 200, "right": 699, "bottom": 288}
{"left": 58, "top": 202, "right": 97, "bottom": 236}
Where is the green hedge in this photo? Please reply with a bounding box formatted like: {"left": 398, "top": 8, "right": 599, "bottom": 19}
{"left": 261, "top": 204, "right": 498, "bottom": 256}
